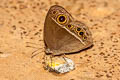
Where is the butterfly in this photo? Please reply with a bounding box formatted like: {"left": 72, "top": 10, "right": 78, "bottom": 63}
{"left": 44, "top": 5, "right": 93, "bottom": 56}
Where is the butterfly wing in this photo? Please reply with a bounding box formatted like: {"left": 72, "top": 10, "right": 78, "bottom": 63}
{"left": 44, "top": 5, "right": 93, "bottom": 55}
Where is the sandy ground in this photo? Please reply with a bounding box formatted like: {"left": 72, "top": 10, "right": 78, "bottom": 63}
{"left": 0, "top": 0, "right": 120, "bottom": 80}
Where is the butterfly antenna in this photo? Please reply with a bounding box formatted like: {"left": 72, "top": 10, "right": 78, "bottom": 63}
{"left": 26, "top": 41, "right": 43, "bottom": 45}
{"left": 62, "top": 54, "right": 69, "bottom": 64}
{"left": 26, "top": 41, "right": 44, "bottom": 49}
{"left": 31, "top": 50, "right": 45, "bottom": 58}
{"left": 25, "top": 41, "right": 45, "bottom": 58}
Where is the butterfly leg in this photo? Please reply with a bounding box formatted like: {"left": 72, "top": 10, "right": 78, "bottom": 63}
{"left": 43, "top": 53, "right": 53, "bottom": 71}
{"left": 62, "top": 53, "right": 69, "bottom": 64}
{"left": 50, "top": 54, "right": 53, "bottom": 67}
{"left": 45, "top": 54, "right": 55, "bottom": 72}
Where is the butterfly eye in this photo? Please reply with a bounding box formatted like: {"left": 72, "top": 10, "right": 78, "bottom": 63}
{"left": 79, "top": 31, "right": 84, "bottom": 36}
{"left": 76, "top": 27, "right": 81, "bottom": 32}
{"left": 78, "top": 31, "right": 84, "bottom": 37}
{"left": 57, "top": 14, "right": 67, "bottom": 24}
{"left": 67, "top": 24, "right": 74, "bottom": 29}
{"left": 78, "top": 31, "right": 87, "bottom": 40}
{"left": 83, "top": 36, "right": 87, "bottom": 40}
{"left": 52, "top": 10, "right": 57, "bottom": 15}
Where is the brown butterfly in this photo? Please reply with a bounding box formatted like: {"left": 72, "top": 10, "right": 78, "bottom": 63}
{"left": 44, "top": 5, "right": 93, "bottom": 56}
